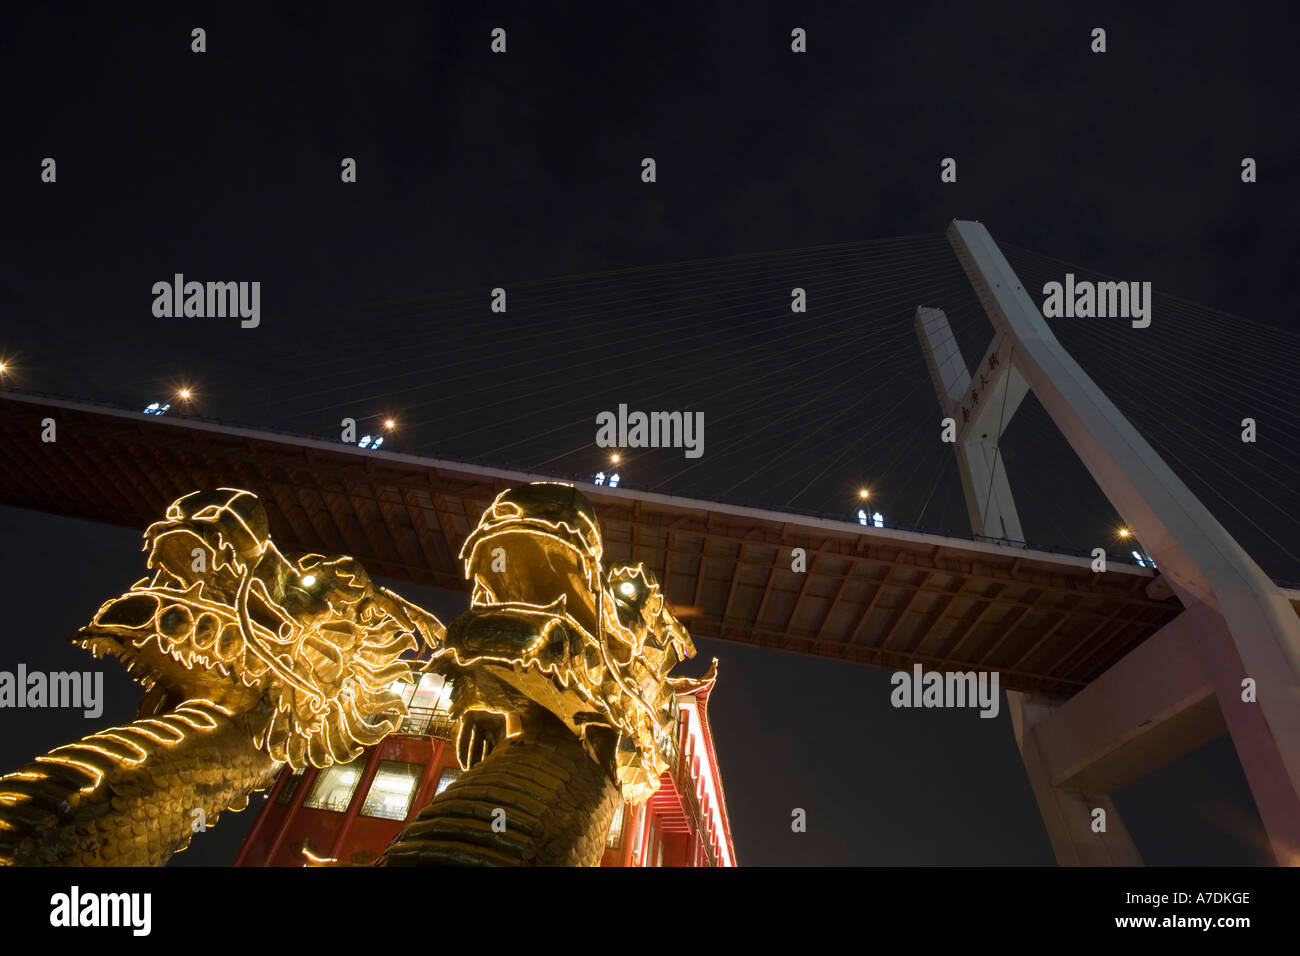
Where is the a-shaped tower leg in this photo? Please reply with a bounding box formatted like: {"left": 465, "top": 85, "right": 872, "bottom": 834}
{"left": 915, "top": 304, "right": 1142, "bottom": 865}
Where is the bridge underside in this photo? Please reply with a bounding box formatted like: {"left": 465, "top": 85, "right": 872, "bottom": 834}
{"left": 0, "top": 392, "right": 1189, "bottom": 697}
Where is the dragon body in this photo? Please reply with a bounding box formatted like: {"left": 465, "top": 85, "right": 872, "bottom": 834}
{"left": 0, "top": 702, "right": 276, "bottom": 866}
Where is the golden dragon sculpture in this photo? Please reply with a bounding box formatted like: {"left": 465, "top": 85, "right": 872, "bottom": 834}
{"left": 0, "top": 488, "right": 440, "bottom": 865}
{"left": 0, "top": 482, "right": 713, "bottom": 867}
{"left": 381, "top": 481, "right": 714, "bottom": 866}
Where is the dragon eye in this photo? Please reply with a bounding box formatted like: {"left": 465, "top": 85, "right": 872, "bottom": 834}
{"left": 618, "top": 582, "right": 636, "bottom": 597}
{"left": 300, "top": 574, "right": 317, "bottom": 587}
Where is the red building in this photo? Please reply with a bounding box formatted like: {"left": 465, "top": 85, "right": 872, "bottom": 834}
{"left": 235, "top": 670, "right": 736, "bottom": 867}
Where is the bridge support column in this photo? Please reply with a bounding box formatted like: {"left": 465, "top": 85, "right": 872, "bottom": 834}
{"left": 941, "top": 220, "right": 1300, "bottom": 866}
{"left": 915, "top": 304, "right": 1143, "bottom": 865}
{"left": 1009, "top": 692, "right": 1143, "bottom": 864}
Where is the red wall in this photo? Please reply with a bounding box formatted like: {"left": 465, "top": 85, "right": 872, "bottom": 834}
{"left": 238, "top": 734, "right": 719, "bottom": 867}
{"left": 236, "top": 734, "right": 452, "bottom": 867}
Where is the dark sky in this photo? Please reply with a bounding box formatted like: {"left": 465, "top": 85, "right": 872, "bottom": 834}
{"left": 0, "top": 3, "right": 1294, "bottom": 865}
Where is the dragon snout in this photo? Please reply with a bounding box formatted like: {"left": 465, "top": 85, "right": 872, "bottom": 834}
{"left": 445, "top": 608, "right": 578, "bottom": 670}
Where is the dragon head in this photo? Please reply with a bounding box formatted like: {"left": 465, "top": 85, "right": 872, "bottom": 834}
{"left": 74, "top": 489, "right": 443, "bottom": 769}
{"left": 439, "top": 482, "right": 710, "bottom": 804}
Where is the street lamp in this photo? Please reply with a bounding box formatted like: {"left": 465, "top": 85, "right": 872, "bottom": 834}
{"left": 1117, "top": 527, "right": 1155, "bottom": 568}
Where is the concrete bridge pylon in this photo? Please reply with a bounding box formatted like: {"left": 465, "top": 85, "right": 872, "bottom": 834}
{"left": 914, "top": 220, "right": 1300, "bottom": 865}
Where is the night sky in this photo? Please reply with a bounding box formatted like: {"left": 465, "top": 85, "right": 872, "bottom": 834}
{"left": 0, "top": 3, "right": 1295, "bottom": 866}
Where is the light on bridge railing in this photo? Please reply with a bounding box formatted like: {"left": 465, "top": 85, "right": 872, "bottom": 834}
{"left": 1131, "top": 549, "right": 1158, "bottom": 569}
{"left": 1117, "top": 527, "right": 1155, "bottom": 567}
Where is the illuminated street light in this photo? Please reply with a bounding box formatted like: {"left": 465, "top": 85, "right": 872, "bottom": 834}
{"left": 855, "top": 489, "right": 881, "bottom": 527}
{"left": 1117, "top": 527, "right": 1156, "bottom": 568}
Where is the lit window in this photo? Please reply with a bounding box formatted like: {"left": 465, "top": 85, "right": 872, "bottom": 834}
{"left": 434, "top": 767, "right": 462, "bottom": 795}
{"left": 400, "top": 672, "right": 452, "bottom": 735}
{"left": 359, "top": 760, "right": 424, "bottom": 821}
{"left": 410, "top": 672, "right": 447, "bottom": 710}
{"left": 302, "top": 760, "right": 365, "bottom": 813}
{"left": 276, "top": 767, "right": 306, "bottom": 805}
{"left": 607, "top": 797, "right": 625, "bottom": 849}
{"left": 387, "top": 678, "right": 418, "bottom": 707}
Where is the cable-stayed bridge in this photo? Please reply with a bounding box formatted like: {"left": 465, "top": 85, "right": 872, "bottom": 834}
{"left": 1, "top": 221, "right": 1297, "bottom": 866}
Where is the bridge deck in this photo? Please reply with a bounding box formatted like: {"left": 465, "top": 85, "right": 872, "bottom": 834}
{"left": 0, "top": 392, "right": 1190, "bottom": 697}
